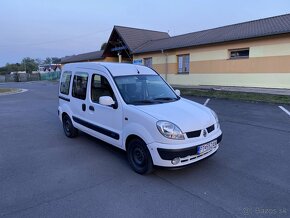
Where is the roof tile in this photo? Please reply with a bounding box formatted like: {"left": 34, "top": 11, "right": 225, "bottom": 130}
{"left": 114, "top": 26, "right": 170, "bottom": 52}
{"left": 133, "top": 13, "right": 290, "bottom": 54}
{"left": 61, "top": 50, "right": 104, "bottom": 64}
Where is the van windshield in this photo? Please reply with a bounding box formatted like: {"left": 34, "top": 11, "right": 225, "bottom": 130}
{"left": 114, "top": 75, "right": 179, "bottom": 105}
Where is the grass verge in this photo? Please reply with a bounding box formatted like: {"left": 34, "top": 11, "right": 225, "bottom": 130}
{"left": 177, "top": 88, "right": 290, "bottom": 105}
{"left": 0, "top": 88, "right": 21, "bottom": 95}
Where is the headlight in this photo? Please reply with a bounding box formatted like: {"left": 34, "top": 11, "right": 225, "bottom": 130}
{"left": 156, "top": 121, "right": 185, "bottom": 140}
{"left": 211, "top": 110, "right": 219, "bottom": 123}
{"left": 211, "top": 110, "right": 220, "bottom": 129}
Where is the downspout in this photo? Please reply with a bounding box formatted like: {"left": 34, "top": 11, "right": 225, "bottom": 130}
{"left": 118, "top": 52, "right": 122, "bottom": 63}
{"left": 161, "top": 49, "right": 168, "bottom": 82}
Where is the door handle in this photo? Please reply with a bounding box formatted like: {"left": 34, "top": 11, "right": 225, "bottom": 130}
{"left": 89, "top": 105, "right": 94, "bottom": 111}
{"left": 82, "top": 104, "right": 86, "bottom": 111}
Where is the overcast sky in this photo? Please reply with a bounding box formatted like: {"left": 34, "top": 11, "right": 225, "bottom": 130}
{"left": 0, "top": 0, "right": 290, "bottom": 66}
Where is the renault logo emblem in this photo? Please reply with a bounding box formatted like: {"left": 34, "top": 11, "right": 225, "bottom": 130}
{"left": 203, "top": 130, "right": 207, "bottom": 137}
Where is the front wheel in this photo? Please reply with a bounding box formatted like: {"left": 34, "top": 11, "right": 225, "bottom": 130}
{"left": 62, "top": 114, "right": 78, "bottom": 138}
{"left": 127, "top": 138, "right": 153, "bottom": 174}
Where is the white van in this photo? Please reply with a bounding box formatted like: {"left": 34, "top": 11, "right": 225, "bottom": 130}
{"left": 58, "top": 62, "right": 222, "bottom": 174}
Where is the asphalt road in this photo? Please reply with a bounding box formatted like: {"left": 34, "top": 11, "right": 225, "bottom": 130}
{"left": 0, "top": 81, "right": 289, "bottom": 218}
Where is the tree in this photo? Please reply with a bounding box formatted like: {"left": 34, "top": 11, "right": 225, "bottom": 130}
{"left": 35, "top": 58, "right": 43, "bottom": 66}
{"left": 51, "top": 57, "right": 61, "bottom": 64}
{"left": 3, "top": 62, "right": 23, "bottom": 74}
{"left": 0, "top": 56, "right": 61, "bottom": 75}
{"left": 21, "top": 57, "right": 38, "bottom": 73}
{"left": 0, "top": 65, "right": 8, "bottom": 75}
{"left": 101, "top": 42, "right": 107, "bottom": 50}
{"left": 43, "top": 57, "right": 52, "bottom": 65}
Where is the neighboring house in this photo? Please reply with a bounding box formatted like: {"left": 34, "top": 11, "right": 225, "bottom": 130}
{"left": 61, "top": 26, "right": 169, "bottom": 65}
{"left": 38, "top": 64, "right": 61, "bottom": 73}
{"left": 61, "top": 51, "right": 106, "bottom": 64}
{"left": 61, "top": 14, "right": 290, "bottom": 89}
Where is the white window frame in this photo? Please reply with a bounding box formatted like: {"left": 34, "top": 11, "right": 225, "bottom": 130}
{"left": 177, "top": 54, "right": 190, "bottom": 74}
{"left": 229, "top": 48, "right": 250, "bottom": 59}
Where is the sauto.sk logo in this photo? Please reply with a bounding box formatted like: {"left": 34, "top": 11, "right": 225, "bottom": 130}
{"left": 203, "top": 130, "right": 207, "bottom": 137}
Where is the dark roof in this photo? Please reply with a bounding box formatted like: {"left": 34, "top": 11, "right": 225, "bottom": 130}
{"left": 114, "top": 26, "right": 170, "bottom": 52}
{"left": 133, "top": 13, "right": 290, "bottom": 54}
{"left": 61, "top": 50, "right": 104, "bottom": 64}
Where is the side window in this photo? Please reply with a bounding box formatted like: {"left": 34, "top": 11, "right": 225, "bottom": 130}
{"left": 144, "top": 57, "right": 152, "bottom": 68}
{"left": 60, "top": 71, "right": 72, "bottom": 95}
{"left": 72, "top": 72, "right": 88, "bottom": 100}
{"left": 91, "top": 74, "right": 115, "bottom": 103}
{"left": 229, "top": 48, "right": 249, "bottom": 59}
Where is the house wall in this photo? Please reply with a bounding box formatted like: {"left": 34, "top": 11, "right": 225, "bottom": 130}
{"left": 103, "top": 57, "right": 119, "bottom": 62}
{"left": 133, "top": 34, "right": 290, "bottom": 88}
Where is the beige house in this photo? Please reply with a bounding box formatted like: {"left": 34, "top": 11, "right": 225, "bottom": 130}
{"left": 61, "top": 14, "right": 290, "bottom": 89}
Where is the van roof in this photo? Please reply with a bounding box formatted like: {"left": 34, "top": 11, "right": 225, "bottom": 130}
{"left": 63, "top": 62, "right": 158, "bottom": 77}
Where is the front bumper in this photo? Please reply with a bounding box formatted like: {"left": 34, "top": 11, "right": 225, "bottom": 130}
{"left": 157, "top": 134, "right": 222, "bottom": 160}
{"left": 148, "top": 133, "right": 222, "bottom": 167}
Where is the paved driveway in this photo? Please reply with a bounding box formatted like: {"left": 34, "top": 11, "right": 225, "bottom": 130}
{"left": 0, "top": 81, "right": 289, "bottom": 217}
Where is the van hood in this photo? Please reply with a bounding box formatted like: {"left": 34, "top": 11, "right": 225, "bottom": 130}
{"left": 136, "top": 98, "right": 215, "bottom": 132}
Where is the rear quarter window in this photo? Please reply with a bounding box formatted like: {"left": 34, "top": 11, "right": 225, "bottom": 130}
{"left": 60, "top": 71, "right": 72, "bottom": 95}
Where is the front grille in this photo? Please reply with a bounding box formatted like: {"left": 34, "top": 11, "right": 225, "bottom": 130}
{"left": 186, "top": 124, "right": 215, "bottom": 138}
{"left": 206, "top": 125, "right": 215, "bottom": 133}
{"left": 186, "top": 130, "right": 201, "bottom": 138}
{"left": 158, "top": 146, "right": 198, "bottom": 160}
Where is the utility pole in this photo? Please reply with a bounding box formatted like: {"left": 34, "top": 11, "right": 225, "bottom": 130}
{"left": 161, "top": 49, "right": 168, "bottom": 81}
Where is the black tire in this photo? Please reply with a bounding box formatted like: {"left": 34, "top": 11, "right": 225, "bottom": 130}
{"left": 127, "top": 138, "right": 153, "bottom": 174}
{"left": 62, "top": 114, "right": 78, "bottom": 138}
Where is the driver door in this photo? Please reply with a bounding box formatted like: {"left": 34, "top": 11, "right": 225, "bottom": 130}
{"left": 84, "top": 72, "right": 123, "bottom": 148}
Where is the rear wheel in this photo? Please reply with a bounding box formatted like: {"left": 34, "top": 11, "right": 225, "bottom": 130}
{"left": 62, "top": 114, "right": 78, "bottom": 138}
{"left": 127, "top": 138, "right": 153, "bottom": 174}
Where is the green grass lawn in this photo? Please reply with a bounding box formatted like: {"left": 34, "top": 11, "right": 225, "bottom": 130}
{"left": 178, "top": 88, "right": 290, "bottom": 105}
{"left": 0, "top": 88, "right": 20, "bottom": 94}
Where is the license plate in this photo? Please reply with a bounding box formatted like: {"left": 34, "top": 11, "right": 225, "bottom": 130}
{"left": 197, "top": 140, "right": 217, "bottom": 155}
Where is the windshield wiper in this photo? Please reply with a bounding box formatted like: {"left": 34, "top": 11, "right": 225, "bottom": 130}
{"left": 153, "top": 97, "right": 178, "bottom": 101}
{"left": 129, "top": 97, "right": 178, "bottom": 105}
{"left": 129, "top": 100, "right": 157, "bottom": 105}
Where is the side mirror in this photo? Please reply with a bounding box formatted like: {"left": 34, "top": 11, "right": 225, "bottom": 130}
{"left": 99, "top": 96, "right": 117, "bottom": 109}
{"left": 175, "top": 89, "right": 181, "bottom": 96}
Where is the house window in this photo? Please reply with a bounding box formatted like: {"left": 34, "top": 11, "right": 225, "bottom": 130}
{"left": 72, "top": 72, "right": 88, "bottom": 100}
{"left": 144, "top": 57, "right": 152, "bottom": 68}
{"left": 177, "top": 54, "right": 190, "bottom": 73}
{"left": 229, "top": 48, "right": 249, "bottom": 59}
{"left": 60, "top": 71, "right": 72, "bottom": 95}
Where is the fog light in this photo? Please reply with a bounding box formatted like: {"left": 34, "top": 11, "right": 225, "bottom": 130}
{"left": 171, "top": 157, "right": 180, "bottom": 165}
